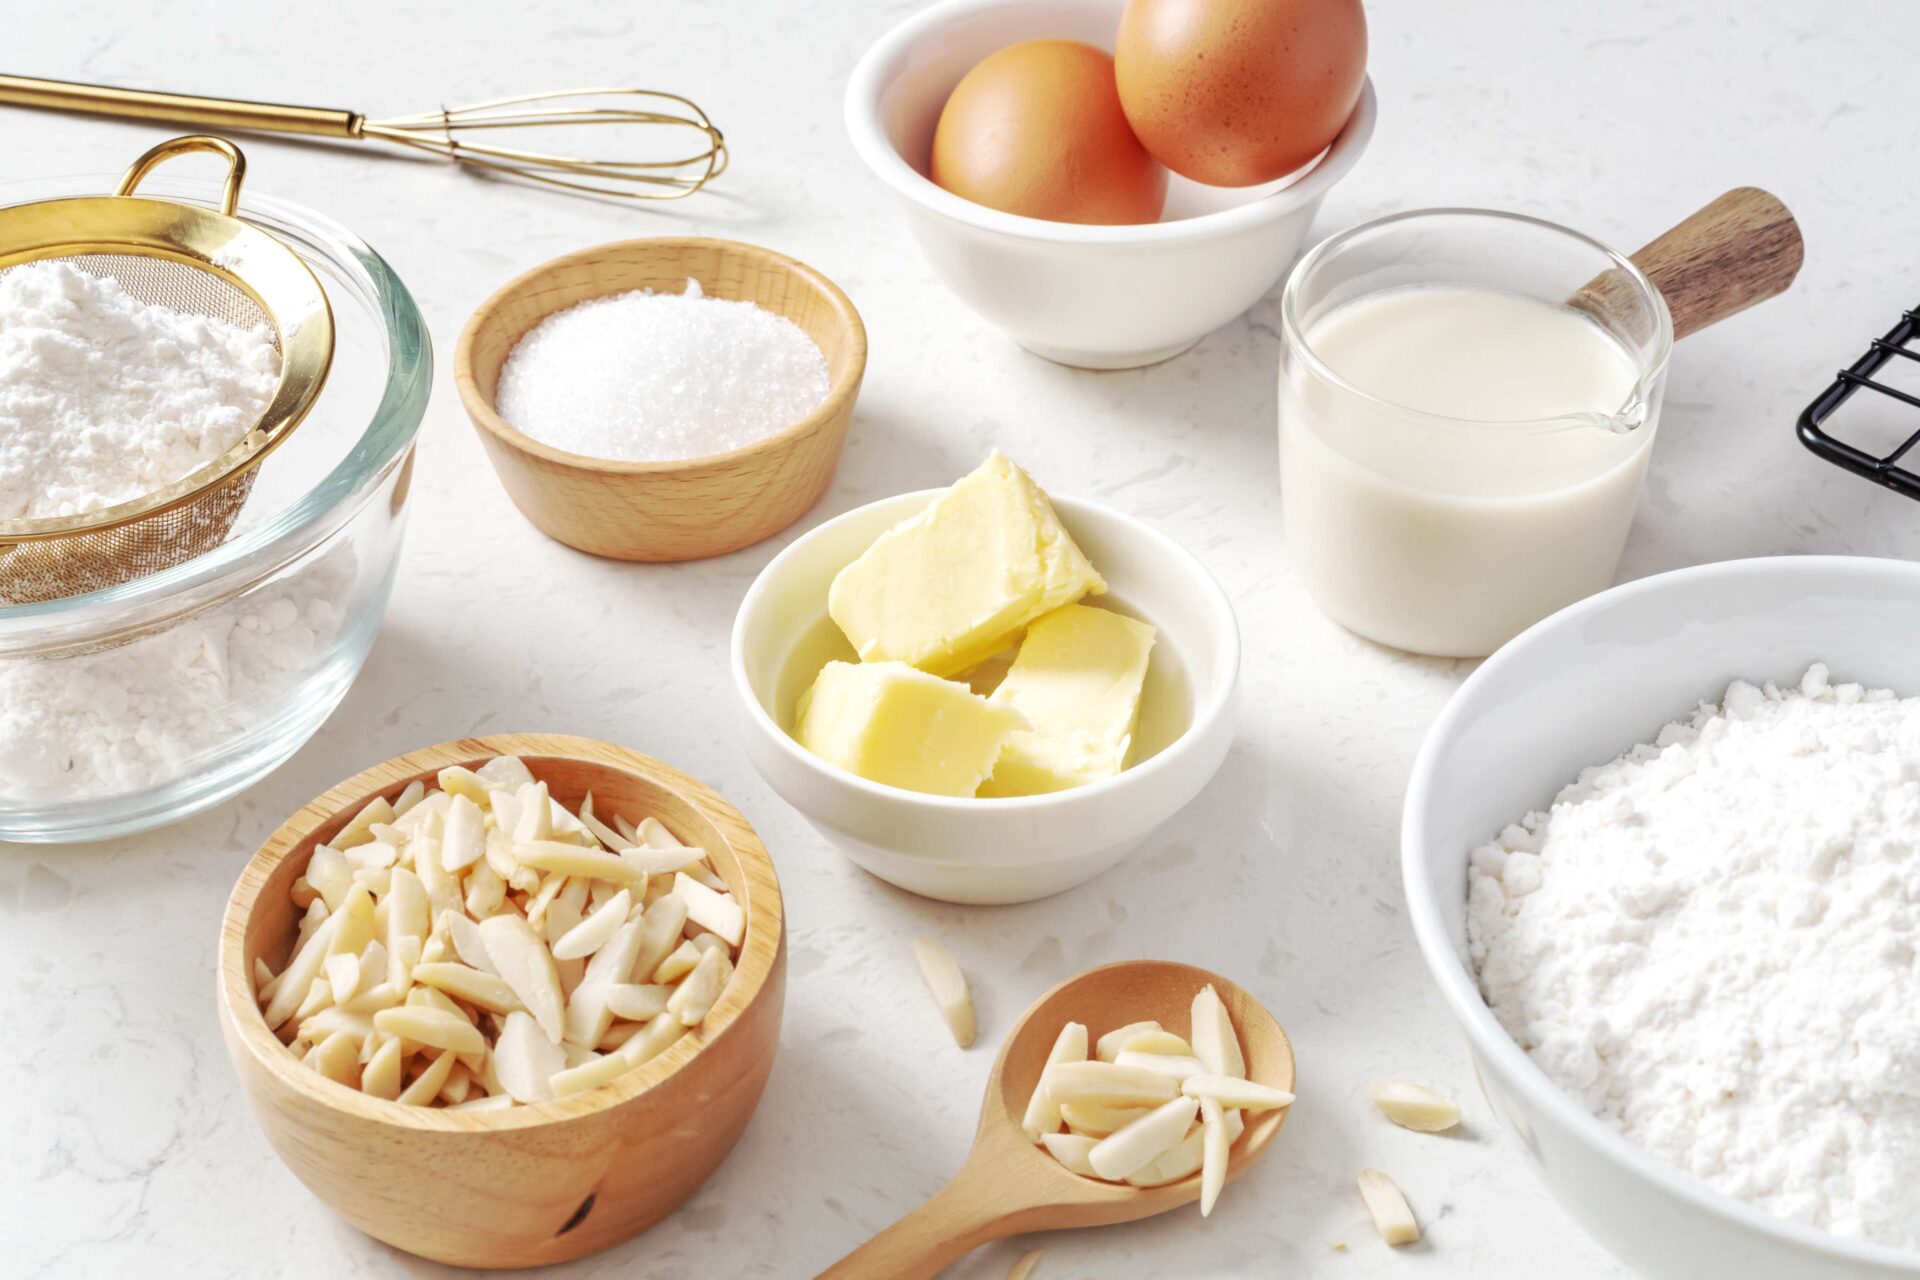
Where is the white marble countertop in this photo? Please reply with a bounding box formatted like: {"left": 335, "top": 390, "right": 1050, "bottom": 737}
{"left": 4, "top": 1, "right": 1917, "bottom": 1275}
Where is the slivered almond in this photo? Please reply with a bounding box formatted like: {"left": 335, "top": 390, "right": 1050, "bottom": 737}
{"left": 1125, "top": 1123, "right": 1204, "bottom": 1187}
{"left": 652, "top": 939, "right": 701, "bottom": 985}
{"left": 1115, "top": 1050, "right": 1206, "bottom": 1082}
{"left": 324, "top": 951, "right": 363, "bottom": 1006}
{"left": 1038, "top": 1132, "right": 1100, "bottom": 1176}
{"left": 1088, "top": 1096, "right": 1197, "bottom": 1180}
{"left": 666, "top": 947, "right": 729, "bottom": 1025}
{"left": 671, "top": 872, "right": 745, "bottom": 947}
{"left": 1060, "top": 1101, "right": 1153, "bottom": 1137}
{"left": 1021, "top": 1022, "right": 1088, "bottom": 1140}
{"left": 262, "top": 912, "right": 339, "bottom": 1029}
{"left": 362, "top": 1036, "right": 404, "bottom": 1101}
{"left": 494, "top": 1011, "right": 566, "bottom": 1103}
{"left": 1182, "top": 1075, "right": 1295, "bottom": 1112}
{"left": 617, "top": 1012, "right": 689, "bottom": 1068}
{"left": 307, "top": 1031, "right": 361, "bottom": 1085}
{"left": 334, "top": 796, "right": 394, "bottom": 850}
{"left": 474, "top": 755, "right": 534, "bottom": 790}
{"left": 515, "top": 841, "right": 642, "bottom": 883}
{"left": 1357, "top": 1169, "right": 1419, "bottom": 1246}
{"left": 1369, "top": 1080, "right": 1461, "bottom": 1133}
{"left": 1198, "top": 1097, "right": 1228, "bottom": 1216}
{"left": 553, "top": 888, "right": 627, "bottom": 960}
{"left": 621, "top": 844, "right": 708, "bottom": 876}
{"left": 549, "top": 1049, "right": 630, "bottom": 1098}
{"left": 411, "top": 962, "right": 525, "bottom": 1014}
{"left": 397, "top": 1050, "right": 458, "bottom": 1106}
{"left": 478, "top": 914, "right": 566, "bottom": 1044}
{"left": 912, "top": 937, "right": 975, "bottom": 1048}
{"left": 1042, "top": 1061, "right": 1178, "bottom": 1108}
{"left": 1191, "top": 984, "right": 1245, "bottom": 1080}
{"left": 435, "top": 765, "right": 488, "bottom": 804}
{"left": 1095, "top": 1021, "right": 1162, "bottom": 1062}
{"left": 373, "top": 1006, "right": 487, "bottom": 1056}
{"left": 632, "top": 895, "right": 690, "bottom": 981}
{"left": 1116, "top": 1029, "right": 1193, "bottom": 1058}
{"left": 440, "top": 794, "right": 486, "bottom": 871}
{"left": 605, "top": 983, "right": 673, "bottom": 1022}
{"left": 444, "top": 910, "right": 496, "bottom": 975}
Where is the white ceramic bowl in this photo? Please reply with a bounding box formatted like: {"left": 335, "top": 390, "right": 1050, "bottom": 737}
{"left": 844, "top": 0, "right": 1377, "bottom": 370}
{"left": 1403, "top": 556, "right": 1920, "bottom": 1280}
{"left": 732, "top": 490, "right": 1239, "bottom": 904}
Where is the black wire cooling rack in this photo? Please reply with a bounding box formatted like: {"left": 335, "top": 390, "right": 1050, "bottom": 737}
{"left": 1798, "top": 304, "right": 1920, "bottom": 499}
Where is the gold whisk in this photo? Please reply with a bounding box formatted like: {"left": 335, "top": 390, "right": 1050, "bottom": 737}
{"left": 0, "top": 75, "right": 727, "bottom": 201}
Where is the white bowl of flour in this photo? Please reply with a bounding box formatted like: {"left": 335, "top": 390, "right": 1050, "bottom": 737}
{"left": 1404, "top": 555, "right": 1920, "bottom": 1280}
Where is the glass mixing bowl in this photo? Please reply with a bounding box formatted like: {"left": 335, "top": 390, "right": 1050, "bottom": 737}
{"left": 0, "top": 174, "right": 431, "bottom": 842}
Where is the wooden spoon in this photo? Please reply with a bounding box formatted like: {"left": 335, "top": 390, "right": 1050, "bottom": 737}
{"left": 819, "top": 961, "right": 1295, "bottom": 1279}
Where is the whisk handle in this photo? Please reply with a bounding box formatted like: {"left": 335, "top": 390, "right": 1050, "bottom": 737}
{"left": 0, "top": 74, "right": 363, "bottom": 140}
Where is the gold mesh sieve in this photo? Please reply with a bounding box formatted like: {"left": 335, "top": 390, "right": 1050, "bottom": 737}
{"left": 0, "top": 135, "right": 334, "bottom": 604}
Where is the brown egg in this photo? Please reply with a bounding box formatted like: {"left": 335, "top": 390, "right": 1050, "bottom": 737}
{"left": 930, "top": 39, "right": 1169, "bottom": 225}
{"left": 1115, "top": 0, "right": 1368, "bottom": 187}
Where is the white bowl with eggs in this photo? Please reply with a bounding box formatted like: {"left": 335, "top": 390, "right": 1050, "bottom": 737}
{"left": 731, "top": 488, "right": 1239, "bottom": 904}
{"left": 844, "top": 0, "right": 1377, "bottom": 370}
{"left": 1402, "top": 556, "right": 1920, "bottom": 1279}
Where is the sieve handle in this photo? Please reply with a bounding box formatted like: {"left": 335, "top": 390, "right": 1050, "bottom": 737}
{"left": 113, "top": 134, "right": 249, "bottom": 215}
{"left": 0, "top": 74, "right": 363, "bottom": 140}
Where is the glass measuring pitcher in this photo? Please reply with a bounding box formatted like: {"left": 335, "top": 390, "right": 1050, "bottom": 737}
{"left": 1278, "top": 209, "right": 1672, "bottom": 658}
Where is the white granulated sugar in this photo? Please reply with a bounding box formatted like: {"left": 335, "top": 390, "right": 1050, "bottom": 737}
{"left": 0, "top": 260, "right": 280, "bottom": 520}
{"left": 1468, "top": 664, "right": 1920, "bottom": 1249}
{"left": 495, "top": 278, "right": 830, "bottom": 462}
{"left": 0, "top": 549, "right": 352, "bottom": 801}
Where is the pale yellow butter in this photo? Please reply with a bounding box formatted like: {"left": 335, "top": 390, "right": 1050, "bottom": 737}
{"left": 795, "top": 661, "right": 1029, "bottom": 797}
{"left": 978, "top": 604, "right": 1156, "bottom": 797}
{"left": 827, "top": 453, "right": 1106, "bottom": 677}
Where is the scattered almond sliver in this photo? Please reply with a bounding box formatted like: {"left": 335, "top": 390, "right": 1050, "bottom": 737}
{"left": 1369, "top": 1079, "right": 1461, "bottom": 1133}
{"left": 1026, "top": 982, "right": 1286, "bottom": 1218}
{"left": 1007, "top": 1247, "right": 1044, "bottom": 1280}
{"left": 1357, "top": 1167, "right": 1420, "bottom": 1246}
{"left": 254, "top": 755, "right": 745, "bottom": 1108}
{"left": 912, "top": 937, "right": 976, "bottom": 1047}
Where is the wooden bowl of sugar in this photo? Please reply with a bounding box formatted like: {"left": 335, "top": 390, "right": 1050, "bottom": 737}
{"left": 216, "top": 734, "right": 787, "bottom": 1267}
{"left": 455, "top": 238, "right": 867, "bottom": 561}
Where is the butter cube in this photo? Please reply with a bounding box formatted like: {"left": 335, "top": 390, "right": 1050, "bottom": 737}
{"left": 828, "top": 453, "right": 1105, "bottom": 677}
{"left": 978, "top": 605, "right": 1156, "bottom": 797}
{"left": 795, "top": 661, "right": 1029, "bottom": 797}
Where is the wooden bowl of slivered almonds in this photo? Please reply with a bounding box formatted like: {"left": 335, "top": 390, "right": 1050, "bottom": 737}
{"left": 216, "top": 734, "right": 786, "bottom": 1268}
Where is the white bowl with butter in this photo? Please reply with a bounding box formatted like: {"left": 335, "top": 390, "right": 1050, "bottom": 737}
{"left": 732, "top": 489, "right": 1239, "bottom": 904}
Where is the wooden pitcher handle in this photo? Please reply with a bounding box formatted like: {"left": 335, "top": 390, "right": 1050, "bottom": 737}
{"left": 1628, "top": 187, "right": 1803, "bottom": 340}
{"left": 817, "top": 1159, "right": 1026, "bottom": 1280}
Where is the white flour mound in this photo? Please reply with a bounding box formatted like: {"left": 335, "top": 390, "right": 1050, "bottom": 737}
{"left": 0, "top": 260, "right": 280, "bottom": 520}
{"left": 1468, "top": 664, "right": 1920, "bottom": 1250}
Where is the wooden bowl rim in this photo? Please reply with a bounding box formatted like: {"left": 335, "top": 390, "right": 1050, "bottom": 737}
{"left": 217, "top": 733, "right": 785, "bottom": 1133}
{"left": 452, "top": 236, "right": 867, "bottom": 477}
{"left": 982, "top": 959, "right": 1295, "bottom": 1212}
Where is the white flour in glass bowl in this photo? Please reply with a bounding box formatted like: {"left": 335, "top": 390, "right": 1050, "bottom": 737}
{"left": 0, "top": 257, "right": 341, "bottom": 802}
{"left": 1468, "top": 664, "right": 1920, "bottom": 1251}
{"left": 0, "top": 548, "right": 353, "bottom": 801}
